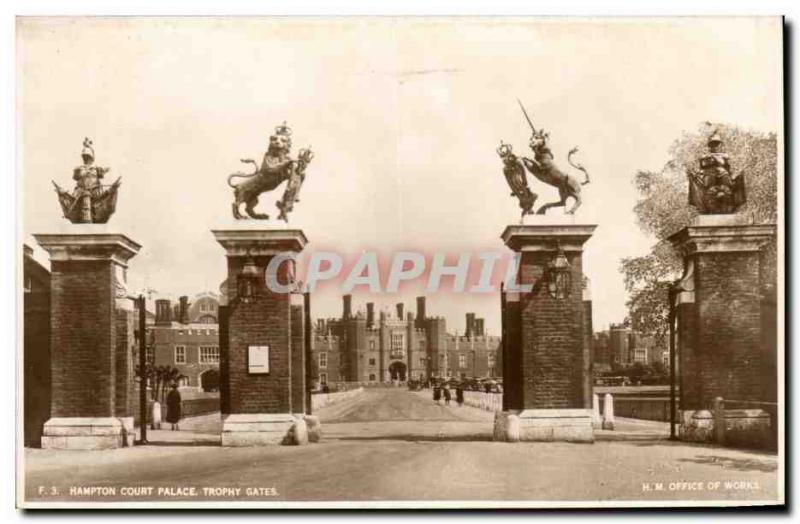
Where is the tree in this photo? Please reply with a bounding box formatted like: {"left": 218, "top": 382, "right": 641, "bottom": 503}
{"left": 622, "top": 123, "right": 778, "bottom": 344}
{"left": 134, "top": 363, "right": 186, "bottom": 403}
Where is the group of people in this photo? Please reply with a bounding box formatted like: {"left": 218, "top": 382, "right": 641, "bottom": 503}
{"left": 432, "top": 383, "right": 465, "bottom": 407}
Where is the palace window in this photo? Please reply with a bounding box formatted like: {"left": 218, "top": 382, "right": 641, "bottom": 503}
{"left": 369, "top": 340, "right": 375, "bottom": 350}
{"left": 419, "top": 356, "right": 426, "bottom": 366}
{"left": 459, "top": 354, "right": 467, "bottom": 368}
{"left": 488, "top": 353, "right": 496, "bottom": 366}
{"left": 200, "top": 346, "right": 220, "bottom": 364}
{"left": 146, "top": 346, "right": 155, "bottom": 365}
{"left": 369, "top": 358, "right": 376, "bottom": 366}
{"left": 319, "top": 372, "right": 328, "bottom": 385}
{"left": 419, "top": 340, "right": 425, "bottom": 350}
{"left": 369, "top": 374, "right": 376, "bottom": 382}
{"left": 390, "top": 333, "right": 404, "bottom": 359}
{"left": 200, "top": 303, "right": 207, "bottom": 312}
{"left": 319, "top": 352, "right": 328, "bottom": 369}
{"left": 174, "top": 345, "right": 186, "bottom": 364}
{"left": 178, "top": 376, "right": 189, "bottom": 387}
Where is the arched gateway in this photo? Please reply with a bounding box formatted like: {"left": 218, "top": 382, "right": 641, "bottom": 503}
{"left": 388, "top": 361, "right": 407, "bottom": 382}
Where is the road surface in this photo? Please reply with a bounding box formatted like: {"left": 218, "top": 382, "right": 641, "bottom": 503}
{"left": 23, "top": 388, "right": 781, "bottom": 506}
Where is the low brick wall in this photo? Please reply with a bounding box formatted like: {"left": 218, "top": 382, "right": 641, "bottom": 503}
{"left": 463, "top": 391, "right": 503, "bottom": 412}
{"left": 324, "top": 381, "right": 403, "bottom": 390}
{"left": 311, "top": 387, "right": 364, "bottom": 410}
{"left": 454, "top": 389, "right": 674, "bottom": 421}
{"left": 133, "top": 391, "right": 221, "bottom": 425}
{"left": 181, "top": 397, "right": 221, "bottom": 418}
{"left": 598, "top": 395, "right": 672, "bottom": 422}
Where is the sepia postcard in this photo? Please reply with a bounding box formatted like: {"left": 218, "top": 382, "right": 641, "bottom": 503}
{"left": 15, "top": 16, "right": 784, "bottom": 509}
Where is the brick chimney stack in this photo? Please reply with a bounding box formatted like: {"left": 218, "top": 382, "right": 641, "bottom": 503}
{"left": 466, "top": 312, "right": 476, "bottom": 338}
{"left": 366, "top": 302, "right": 375, "bottom": 328}
{"left": 343, "top": 294, "right": 352, "bottom": 319}
{"left": 416, "top": 296, "right": 426, "bottom": 328}
{"left": 396, "top": 303, "right": 404, "bottom": 320}
{"left": 178, "top": 296, "right": 190, "bottom": 324}
{"left": 475, "top": 318, "right": 485, "bottom": 337}
{"left": 155, "top": 299, "right": 172, "bottom": 326}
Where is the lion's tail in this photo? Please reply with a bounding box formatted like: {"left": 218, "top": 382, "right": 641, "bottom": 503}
{"left": 227, "top": 172, "right": 254, "bottom": 188}
{"left": 568, "top": 148, "right": 590, "bottom": 186}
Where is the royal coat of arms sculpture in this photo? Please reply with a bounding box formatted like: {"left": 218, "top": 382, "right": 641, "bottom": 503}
{"left": 228, "top": 122, "right": 313, "bottom": 222}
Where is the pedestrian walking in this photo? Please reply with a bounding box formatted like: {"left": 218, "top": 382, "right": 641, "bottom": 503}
{"left": 433, "top": 384, "right": 441, "bottom": 404}
{"left": 456, "top": 385, "right": 464, "bottom": 406}
{"left": 443, "top": 384, "right": 451, "bottom": 406}
{"left": 166, "top": 383, "right": 182, "bottom": 431}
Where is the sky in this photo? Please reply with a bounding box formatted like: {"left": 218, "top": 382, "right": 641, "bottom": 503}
{"left": 18, "top": 17, "right": 783, "bottom": 334}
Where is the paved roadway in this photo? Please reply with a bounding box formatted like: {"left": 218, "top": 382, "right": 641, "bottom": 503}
{"left": 23, "top": 388, "right": 781, "bottom": 506}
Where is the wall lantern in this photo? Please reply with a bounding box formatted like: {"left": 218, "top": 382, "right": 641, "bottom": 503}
{"left": 237, "top": 256, "right": 260, "bottom": 302}
{"left": 546, "top": 244, "right": 571, "bottom": 300}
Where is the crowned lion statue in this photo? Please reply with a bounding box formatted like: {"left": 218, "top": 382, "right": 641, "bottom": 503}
{"left": 228, "top": 122, "right": 313, "bottom": 222}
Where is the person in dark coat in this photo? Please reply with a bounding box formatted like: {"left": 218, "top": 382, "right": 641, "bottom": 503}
{"left": 166, "top": 383, "right": 182, "bottom": 431}
{"left": 433, "top": 384, "right": 441, "bottom": 404}
{"left": 456, "top": 385, "right": 464, "bottom": 406}
{"left": 443, "top": 384, "right": 452, "bottom": 406}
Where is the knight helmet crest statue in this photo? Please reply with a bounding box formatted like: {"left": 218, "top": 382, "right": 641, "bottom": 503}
{"left": 228, "top": 122, "right": 313, "bottom": 222}
{"left": 52, "top": 138, "right": 121, "bottom": 223}
{"left": 686, "top": 128, "right": 746, "bottom": 214}
{"left": 498, "top": 100, "right": 591, "bottom": 217}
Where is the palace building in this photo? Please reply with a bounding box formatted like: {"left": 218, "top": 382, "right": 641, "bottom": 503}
{"left": 136, "top": 290, "right": 502, "bottom": 392}
{"left": 309, "top": 295, "right": 502, "bottom": 386}
{"left": 147, "top": 294, "right": 221, "bottom": 392}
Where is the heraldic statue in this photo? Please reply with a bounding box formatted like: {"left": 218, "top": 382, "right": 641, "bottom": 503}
{"left": 687, "top": 129, "right": 746, "bottom": 214}
{"left": 498, "top": 100, "right": 591, "bottom": 216}
{"left": 53, "top": 138, "right": 121, "bottom": 224}
{"left": 228, "top": 122, "right": 313, "bottom": 222}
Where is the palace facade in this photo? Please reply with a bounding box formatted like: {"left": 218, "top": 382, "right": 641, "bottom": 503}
{"left": 310, "top": 295, "right": 502, "bottom": 386}
{"left": 147, "top": 294, "right": 221, "bottom": 391}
